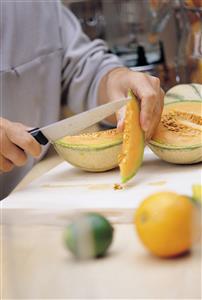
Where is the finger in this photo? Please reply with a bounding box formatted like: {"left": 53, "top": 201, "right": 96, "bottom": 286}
{"left": 6, "top": 123, "right": 41, "bottom": 157}
{"left": 148, "top": 77, "right": 164, "bottom": 112}
{"left": 128, "top": 75, "right": 157, "bottom": 132}
{"left": 159, "top": 88, "right": 165, "bottom": 111}
{"left": 147, "top": 76, "right": 161, "bottom": 90}
{"left": 138, "top": 77, "right": 163, "bottom": 133}
{"left": 145, "top": 90, "right": 164, "bottom": 141}
{"left": 139, "top": 88, "right": 157, "bottom": 132}
{"left": 116, "top": 106, "right": 126, "bottom": 131}
{"left": 145, "top": 105, "right": 161, "bottom": 141}
{"left": 1, "top": 130, "right": 28, "bottom": 166}
{"left": 0, "top": 154, "right": 14, "bottom": 172}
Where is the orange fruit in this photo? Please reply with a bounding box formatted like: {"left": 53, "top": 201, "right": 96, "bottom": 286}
{"left": 134, "top": 192, "right": 199, "bottom": 258}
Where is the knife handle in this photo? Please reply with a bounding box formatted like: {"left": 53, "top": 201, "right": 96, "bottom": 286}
{"left": 28, "top": 128, "right": 49, "bottom": 145}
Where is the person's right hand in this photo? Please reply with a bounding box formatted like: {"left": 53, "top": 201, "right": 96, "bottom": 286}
{"left": 0, "top": 118, "right": 41, "bottom": 172}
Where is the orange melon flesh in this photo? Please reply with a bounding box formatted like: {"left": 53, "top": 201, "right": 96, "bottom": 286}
{"left": 57, "top": 129, "right": 123, "bottom": 149}
{"left": 151, "top": 101, "right": 202, "bottom": 147}
{"left": 119, "top": 90, "right": 145, "bottom": 183}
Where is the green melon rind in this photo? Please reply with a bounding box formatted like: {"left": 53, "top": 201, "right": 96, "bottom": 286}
{"left": 149, "top": 140, "right": 202, "bottom": 150}
{"left": 165, "top": 93, "right": 186, "bottom": 101}
{"left": 165, "top": 84, "right": 202, "bottom": 102}
{"left": 54, "top": 139, "right": 122, "bottom": 151}
{"left": 121, "top": 161, "right": 142, "bottom": 183}
{"left": 149, "top": 131, "right": 202, "bottom": 164}
{"left": 149, "top": 144, "right": 202, "bottom": 164}
{"left": 164, "top": 99, "right": 202, "bottom": 105}
{"left": 54, "top": 142, "right": 122, "bottom": 172}
{"left": 54, "top": 131, "right": 123, "bottom": 172}
{"left": 121, "top": 143, "right": 144, "bottom": 184}
{"left": 190, "top": 84, "right": 202, "bottom": 99}
{"left": 165, "top": 84, "right": 202, "bottom": 104}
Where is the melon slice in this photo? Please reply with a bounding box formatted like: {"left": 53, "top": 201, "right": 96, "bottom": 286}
{"left": 54, "top": 129, "right": 123, "bottom": 172}
{"left": 119, "top": 90, "right": 145, "bottom": 183}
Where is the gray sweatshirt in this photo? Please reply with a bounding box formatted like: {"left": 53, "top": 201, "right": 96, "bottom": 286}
{"left": 0, "top": 0, "right": 122, "bottom": 200}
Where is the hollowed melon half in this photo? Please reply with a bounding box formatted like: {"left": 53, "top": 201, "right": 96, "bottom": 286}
{"left": 149, "top": 101, "right": 202, "bottom": 164}
{"left": 119, "top": 90, "right": 145, "bottom": 183}
{"left": 54, "top": 129, "right": 123, "bottom": 172}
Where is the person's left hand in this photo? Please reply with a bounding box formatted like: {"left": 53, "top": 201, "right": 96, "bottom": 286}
{"left": 98, "top": 67, "right": 164, "bottom": 141}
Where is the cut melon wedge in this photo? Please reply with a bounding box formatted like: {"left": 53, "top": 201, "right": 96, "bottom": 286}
{"left": 119, "top": 90, "right": 145, "bottom": 183}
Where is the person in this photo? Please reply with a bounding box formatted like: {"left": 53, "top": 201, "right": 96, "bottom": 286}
{"left": 0, "top": 1, "right": 164, "bottom": 200}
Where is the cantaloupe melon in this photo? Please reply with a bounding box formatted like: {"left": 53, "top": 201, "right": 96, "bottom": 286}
{"left": 54, "top": 129, "right": 122, "bottom": 172}
{"left": 149, "top": 84, "right": 202, "bottom": 164}
{"left": 164, "top": 83, "right": 202, "bottom": 104}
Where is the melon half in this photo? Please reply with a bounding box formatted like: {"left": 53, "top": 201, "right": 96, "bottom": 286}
{"left": 149, "top": 84, "right": 202, "bottom": 164}
{"left": 54, "top": 129, "right": 122, "bottom": 172}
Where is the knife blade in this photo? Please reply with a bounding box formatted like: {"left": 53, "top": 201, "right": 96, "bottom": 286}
{"left": 28, "top": 97, "right": 130, "bottom": 145}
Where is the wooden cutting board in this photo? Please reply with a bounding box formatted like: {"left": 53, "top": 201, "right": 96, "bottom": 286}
{"left": 2, "top": 148, "right": 201, "bottom": 210}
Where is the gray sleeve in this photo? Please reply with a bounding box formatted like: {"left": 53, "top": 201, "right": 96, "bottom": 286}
{"left": 59, "top": 5, "right": 123, "bottom": 114}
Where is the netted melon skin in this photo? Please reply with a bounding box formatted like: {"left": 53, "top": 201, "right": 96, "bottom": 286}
{"left": 164, "top": 83, "right": 202, "bottom": 104}
{"left": 149, "top": 144, "right": 202, "bottom": 164}
{"left": 54, "top": 143, "right": 122, "bottom": 172}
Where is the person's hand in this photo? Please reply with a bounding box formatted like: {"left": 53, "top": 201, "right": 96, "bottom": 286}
{"left": 0, "top": 118, "right": 41, "bottom": 172}
{"left": 98, "top": 67, "right": 164, "bottom": 140}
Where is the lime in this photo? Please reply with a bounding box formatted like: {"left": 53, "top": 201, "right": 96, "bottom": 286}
{"left": 64, "top": 213, "right": 114, "bottom": 259}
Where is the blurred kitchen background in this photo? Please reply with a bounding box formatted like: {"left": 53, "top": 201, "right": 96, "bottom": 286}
{"left": 63, "top": 0, "right": 202, "bottom": 91}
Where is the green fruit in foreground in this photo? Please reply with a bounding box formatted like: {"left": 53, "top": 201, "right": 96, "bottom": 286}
{"left": 192, "top": 184, "right": 202, "bottom": 205}
{"left": 64, "top": 213, "right": 114, "bottom": 259}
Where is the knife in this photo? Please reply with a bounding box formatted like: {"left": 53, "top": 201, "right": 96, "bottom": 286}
{"left": 28, "top": 97, "right": 130, "bottom": 145}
